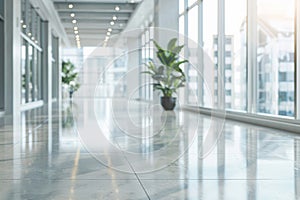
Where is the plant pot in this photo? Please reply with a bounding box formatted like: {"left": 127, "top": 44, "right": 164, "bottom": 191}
{"left": 161, "top": 96, "right": 176, "bottom": 111}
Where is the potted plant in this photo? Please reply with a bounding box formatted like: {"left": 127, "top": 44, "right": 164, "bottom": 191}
{"left": 61, "top": 60, "right": 80, "bottom": 99}
{"left": 143, "top": 38, "right": 188, "bottom": 110}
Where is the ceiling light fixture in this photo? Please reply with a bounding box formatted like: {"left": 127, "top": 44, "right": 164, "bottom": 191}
{"left": 105, "top": 36, "right": 110, "bottom": 41}
{"left": 74, "top": 26, "right": 78, "bottom": 30}
{"left": 107, "top": 32, "right": 111, "bottom": 36}
{"left": 110, "top": 21, "right": 115, "bottom": 26}
{"left": 68, "top": 4, "right": 73, "bottom": 9}
{"left": 115, "top": 6, "right": 120, "bottom": 11}
{"left": 22, "top": 24, "right": 27, "bottom": 29}
{"left": 72, "top": 19, "right": 77, "bottom": 24}
{"left": 70, "top": 13, "right": 75, "bottom": 18}
{"left": 74, "top": 30, "right": 79, "bottom": 34}
{"left": 28, "top": 32, "right": 32, "bottom": 36}
{"left": 20, "top": 20, "right": 24, "bottom": 24}
{"left": 108, "top": 28, "right": 112, "bottom": 32}
{"left": 31, "top": 37, "right": 35, "bottom": 40}
{"left": 112, "top": 15, "right": 117, "bottom": 20}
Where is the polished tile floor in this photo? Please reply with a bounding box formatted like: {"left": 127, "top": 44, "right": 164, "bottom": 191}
{"left": 0, "top": 99, "right": 300, "bottom": 200}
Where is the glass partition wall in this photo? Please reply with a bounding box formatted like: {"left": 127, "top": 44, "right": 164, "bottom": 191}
{"left": 20, "top": 0, "right": 43, "bottom": 104}
{"left": 178, "top": 0, "right": 298, "bottom": 120}
{"left": 139, "top": 23, "right": 154, "bottom": 101}
{"left": 0, "top": 0, "right": 4, "bottom": 111}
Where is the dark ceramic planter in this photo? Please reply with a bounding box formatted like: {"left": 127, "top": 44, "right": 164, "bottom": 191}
{"left": 161, "top": 96, "right": 176, "bottom": 111}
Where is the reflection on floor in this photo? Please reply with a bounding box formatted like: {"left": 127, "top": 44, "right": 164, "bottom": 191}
{"left": 0, "top": 99, "right": 300, "bottom": 200}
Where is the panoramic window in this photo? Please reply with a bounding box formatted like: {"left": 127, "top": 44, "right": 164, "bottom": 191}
{"left": 20, "top": 0, "right": 43, "bottom": 104}
{"left": 256, "top": 0, "right": 295, "bottom": 117}
{"left": 225, "top": 0, "right": 247, "bottom": 111}
{"left": 202, "top": 0, "right": 218, "bottom": 108}
{"left": 187, "top": 5, "right": 199, "bottom": 105}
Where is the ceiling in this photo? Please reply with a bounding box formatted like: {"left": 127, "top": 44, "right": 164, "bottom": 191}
{"left": 52, "top": 0, "right": 142, "bottom": 47}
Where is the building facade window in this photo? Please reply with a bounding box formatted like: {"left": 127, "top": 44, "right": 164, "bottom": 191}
{"left": 178, "top": 0, "right": 297, "bottom": 119}
{"left": 203, "top": 0, "right": 218, "bottom": 108}
{"left": 256, "top": 0, "right": 295, "bottom": 117}
{"left": 20, "top": 0, "right": 43, "bottom": 104}
{"left": 224, "top": 0, "right": 247, "bottom": 111}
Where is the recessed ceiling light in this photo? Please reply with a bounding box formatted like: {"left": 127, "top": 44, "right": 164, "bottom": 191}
{"left": 115, "top": 6, "right": 120, "bottom": 11}
{"left": 112, "top": 15, "right": 117, "bottom": 21}
{"left": 35, "top": 40, "right": 38, "bottom": 44}
{"left": 31, "top": 37, "right": 35, "bottom": 40}
{"left": 74, "top": 30, "right": 79, "bottom": 34}
{"left": 108, "top": 28, "right": 112, "bottom": 32}
{"left": 70, "top": 13, "right": 75, "bottom": 17}
{"left": 22, "top": 24, "right": 27, "bottom": 29}
{"left": 74, "top": 26, "right": 78, "bottom": 30}
{"left": 20, "top": 20, "right": 24, "bottom": 24}
{"left": 107, "top": 32, "right": 111, "bottom": 36}
{"left": 105, "top": 36, "right": 109, "bottom": 40}
{"left": 68, "top": 4, "right": 73, "bottom": 9}
{"left": 75, "top": 35, "right": 80, "bottom": 39}
{"left": 76, "top": 38, "right": 80, "bottom": 41}
{"left": 119, "top": 23, "right": 123, "bottom": 27}
{"left": 72, "top": 19, "right": 77, "bottom": 24}
{"left": 28, "top": 32, "right": 32, "bottom": 36}
{"left": 130, "top": 0, "right": 135, "bottom": 3}
{"left": 110, "top": 21, "right": 115, "bottom": 25}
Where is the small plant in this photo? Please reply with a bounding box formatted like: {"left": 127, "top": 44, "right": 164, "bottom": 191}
{"left": 61, "top": 60, "right": 80, "bottom": 98}
{"left": 143, "top": 38, "right": 188, "bottom": 97}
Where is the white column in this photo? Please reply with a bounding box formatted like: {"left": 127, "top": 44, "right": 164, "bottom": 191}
{"left": 41, "top": 21, "right": 53, "bottom": 111}
{"left": 4, "top": 0, "right": 21, "bottom": 120}
{"left": 126, "top": 38, "right": 140, "bottom": 99}
{"left": 154, "top": 0, "right": 179, "bottom": 47}
{"left": 296, "top": 0, "right": 300, "bottom": 119}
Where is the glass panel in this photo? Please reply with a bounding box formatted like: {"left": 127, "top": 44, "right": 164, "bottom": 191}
{"left": 187, "top": 6, "right": 199, "bottom": 105}
{"left": 256, "top": 0, "right": 295, "bottom": 117}
{"left": 0, "top": 2, "right": 4, "bottom": 110}
{"left": 179, "top": 0, "right": 185, "bottom": 14}
{"left": 37, "top": 51, "right": 42, "bottom": 100}
{"left": 28, "top": 44, "right": 33, "bottom": 103}
{"left": 179, "top": 15, "right": 185, "bottom": 37}
{"left": 188, "top": 0, "right": 197, "bottom": 7}
{"left": 202, "top": 0, "right": 218, "bottom": 108}
{"left": 0, "top": 0, "right": 4, "bottom": 17}
{"left": 225, "top": 0, "right": 247, "bottom": 111}
{"left": 20, "top": 0, "right": 43, "bottom": 104}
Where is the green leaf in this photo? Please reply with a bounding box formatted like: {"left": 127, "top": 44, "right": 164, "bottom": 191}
{"left": 153, "top": 40, "right": 163, "bottom": 51}
{"left": 172, "top": 45, "right": 184, "bottom": 54}
{"left": 141, "top": 71, "right": 154, "bottom": 75}
{"left": 167, "top": 38, "right": 177, "bottom": 51}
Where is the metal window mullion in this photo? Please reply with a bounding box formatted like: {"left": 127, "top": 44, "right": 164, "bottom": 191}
{"left": 247, "top": 0, "right": 257, "bottom": 114}
{"left": 184, "top": 0, "right": 189, "bottom": 105}
{"left": 25, "top": 42, "right": 30, "bottom": 103}
{"left": 296, "top": 0, "right": 300, "bottom": 120}
{"left": 21, "top": 32, "right": 42, "bottom": 52}
{"left": 217, "top": 0, "right": 225, "bottom": 110}
{"left": 198, "top": 0, "right": 204, "bottom": 107}
{"left": 31, "top": 48, "right": 35, "bottom": 101}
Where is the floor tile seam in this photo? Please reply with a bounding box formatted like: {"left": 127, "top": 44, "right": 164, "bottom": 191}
{"left": 115, "top": 142, "right": 152, "bottom": 200}
{"left": 0, "top": 178, "right": 143, "bottom": 181}
{"left": 135, "top": 178, "right": 294, "bottom": 181}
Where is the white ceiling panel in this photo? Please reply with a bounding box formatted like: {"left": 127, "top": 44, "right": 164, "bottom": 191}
{"left": 52, "top": 0, "right": 142, "bottom": 47}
